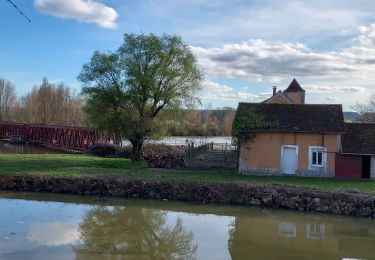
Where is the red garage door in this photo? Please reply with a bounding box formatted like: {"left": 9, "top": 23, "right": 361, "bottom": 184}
{"left": 335, "top": 154, "right": 362, "bottom": 179}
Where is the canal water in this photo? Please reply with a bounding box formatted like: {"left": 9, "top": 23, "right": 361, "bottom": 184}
{"left": 0, "top": 192, "right": 374, "bottom": 260}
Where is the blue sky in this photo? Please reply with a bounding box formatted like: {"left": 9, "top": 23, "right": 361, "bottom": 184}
{"left": 1, "top": 0, "right": 375, "bottom": 110}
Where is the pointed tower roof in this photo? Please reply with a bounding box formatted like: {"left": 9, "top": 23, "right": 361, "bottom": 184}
{"left": 284, "top": 78, "right": 305, "bottom": 92}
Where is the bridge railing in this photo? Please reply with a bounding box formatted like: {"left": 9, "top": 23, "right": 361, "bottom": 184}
{"left": 0, "top": 122, "right": 109, "bottom": 151}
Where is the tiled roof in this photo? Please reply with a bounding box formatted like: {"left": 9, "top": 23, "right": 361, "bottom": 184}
{"left": 284, "top": 78, "right": 305, "bottom": 92}
{"left": 235, "top": 103, "right": 344, "bottom": 134}
{"left": 342, "top": 123, "right": 375, "bottom": 154}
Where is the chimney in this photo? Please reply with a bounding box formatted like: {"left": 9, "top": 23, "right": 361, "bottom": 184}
{"left": 273, "top": 86, "right": 277, "bottom": 96}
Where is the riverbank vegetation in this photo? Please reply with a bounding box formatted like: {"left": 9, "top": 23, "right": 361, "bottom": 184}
{"left": 0, "top": 154, "right": 374, "bottom": 193}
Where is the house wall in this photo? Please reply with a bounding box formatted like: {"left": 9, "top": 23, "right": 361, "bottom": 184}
{"left": 264, "top": 95, "right": 290, "bottom": 104}
{"left": 335, "top": 154, "right": 362, "bottom": 179}
{"left": 285, "top": 91, "right": 305, "bottom": 104}
{"left": 239, "top": 133, "right": 339, "bottom": 177}
{"left": 371, "top": 156, "right": 375, "bottom": 180}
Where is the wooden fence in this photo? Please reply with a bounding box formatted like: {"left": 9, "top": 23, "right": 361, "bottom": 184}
{"left": 184, "top": 142, "right": 238, "bottom": 169}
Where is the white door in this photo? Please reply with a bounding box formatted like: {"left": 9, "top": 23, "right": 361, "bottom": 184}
{"left": 281, "top": 146, "right": 298, "bottom": 174}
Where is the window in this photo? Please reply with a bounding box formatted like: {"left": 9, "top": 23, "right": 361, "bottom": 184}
{"left": 312, "top": 150, "right": 323, "bottom": 166}
{"left": 309, "top": 146, "right": 327, "bottom": 169}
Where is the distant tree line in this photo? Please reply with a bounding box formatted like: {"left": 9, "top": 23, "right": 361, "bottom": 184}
{"left": 0, "top": 77, "right": 85, "bottom": 126}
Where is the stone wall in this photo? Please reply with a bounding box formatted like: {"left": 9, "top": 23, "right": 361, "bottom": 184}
{"left": 239, "top": 166, "right": 334, "bottom": 178}
{"left": 0, "top": 175, "right": 374, "bottom": 218}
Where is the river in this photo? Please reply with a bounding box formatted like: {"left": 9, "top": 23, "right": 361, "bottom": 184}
{"left": 0, "top": 191, "right": 374, "bottom": 260}
{"left": 126, "top": 136, "right": 233, "bottom": 146}
{"left": 0, "top": 136, "right": 233, "bottom": 154}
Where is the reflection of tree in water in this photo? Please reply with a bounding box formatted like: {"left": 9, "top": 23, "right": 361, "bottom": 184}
{"left": 75, "top": 206, "right": 197, "bottom": 260}
{"left": 227, "top": 218, "right": 237, "bottom": 259}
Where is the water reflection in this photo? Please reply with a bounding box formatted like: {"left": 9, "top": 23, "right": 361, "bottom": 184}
{"left": 0, "top": 140, "right": 62, "bottom": 154}
{"left": 74, "top": 206, "right": 197, "bottom": 259}
{"left": 228, "top": 213, "right": 375, "bottom": 260}
{"left": 306, "top": 224, "right": 325, "bottom": 240}
{"left": 29, "top": 220, "right": 80, "bottom": 246}
{"left": 0, "top": 192, "right": 374, "bottom": 260}
{"left": 278, "top": 222, "right": 297, "bottom": 237}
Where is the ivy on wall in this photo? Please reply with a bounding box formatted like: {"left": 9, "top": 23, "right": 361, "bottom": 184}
{"left": 231, "top": 108, "right": 277, "bottom": 146}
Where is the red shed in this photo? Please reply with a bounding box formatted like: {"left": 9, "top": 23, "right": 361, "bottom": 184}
{"left": 336, "top": 123, "right": 375, "bottom": 179}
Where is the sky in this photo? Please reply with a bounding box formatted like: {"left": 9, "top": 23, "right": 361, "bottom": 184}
{"left": 2, "top": 0, "right": 375, "bottom": 110}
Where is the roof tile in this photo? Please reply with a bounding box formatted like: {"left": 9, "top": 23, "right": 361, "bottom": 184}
{"left": 235, "top": 103, "right": 344, "bottom": 133}
{"left": 342, "top": 123, "right": 375, "bottom": 154}
{"left": 284, "top": 78, "right": 305, "bottom": 92}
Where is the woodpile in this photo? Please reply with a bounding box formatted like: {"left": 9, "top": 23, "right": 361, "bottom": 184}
{"left": 86, "top": 143, "right": 185, "bottom": 169}
{"left": 142, "top": 144, "right": 185, "bottom": 168}
{"left": 86, "top": 143, "right": 118, "bottom": 157}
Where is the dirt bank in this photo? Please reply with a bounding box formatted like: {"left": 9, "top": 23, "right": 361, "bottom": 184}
{"left": 0, "top": 175, "right": 374, "bottom": 218}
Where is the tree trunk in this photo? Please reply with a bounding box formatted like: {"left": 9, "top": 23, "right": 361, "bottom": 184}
{"left": 131, "top": 139, "right": 144, "bottom": 161}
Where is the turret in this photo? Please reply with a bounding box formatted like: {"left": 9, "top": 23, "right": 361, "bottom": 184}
{"left": 283, "top": 78, "right": 305, "bottom": 104}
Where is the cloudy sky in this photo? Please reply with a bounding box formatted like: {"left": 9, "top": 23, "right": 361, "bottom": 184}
{"left": 1, "top": 0, "right": 375, "bottom": 109}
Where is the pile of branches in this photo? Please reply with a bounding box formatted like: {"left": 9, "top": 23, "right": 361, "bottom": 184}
{"left": 86, "top": 143, "right": 185, "bottom": 169}
{"left": 142, "top": 144, "right": 185, "bottom": 168}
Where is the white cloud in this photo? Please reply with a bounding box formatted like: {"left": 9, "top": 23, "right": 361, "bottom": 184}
{"left": 28, "top": 221, "right": 80, "bottom": 246}
{"left": 190, "top": 28, "right": 375, "bottom": 101}
{"left": 200, "top": 80, "right": 270, "bottom": 102}
{"left": 191, "top": 40, "right": 360, "bottom": 80}
{"left": 326, "top": 96, "right": 341, "bottom": 102}
{"left": 355, "top": 23, "right": 375, "bottom": 47}
{"left": 34, "top": 0, "right": 118, "bottom": 29}
{"left": 201, "top": 80, "right": 233, "bottom": 93}
{"left": 304, "top": 85, "right": 366, "bottom": 93}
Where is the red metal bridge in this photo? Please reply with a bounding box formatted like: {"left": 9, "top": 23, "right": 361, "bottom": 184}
{"left": 0, "top": 123, "right": 108, "bottom": 151}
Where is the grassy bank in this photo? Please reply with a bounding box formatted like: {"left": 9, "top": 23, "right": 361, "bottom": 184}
{"left": 0, "top": 154, "right": 374, "bottom": 193}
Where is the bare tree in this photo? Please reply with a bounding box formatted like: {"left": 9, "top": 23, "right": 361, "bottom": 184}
{"left": 19, "top": 78, "right": 85, "bottom": 125}
{"left": 0, "top": 78, "right": 17, "bottom": 122}
{"left": 352, "top": 94, "right": 375, "bottom": 123}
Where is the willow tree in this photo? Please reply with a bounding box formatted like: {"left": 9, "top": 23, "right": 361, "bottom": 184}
{"left": 79, "top": 33, "right": 202, "bottom": 160}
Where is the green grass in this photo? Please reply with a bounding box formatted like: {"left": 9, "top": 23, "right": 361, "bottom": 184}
{"left": 0, "top": 154, "right": 374, "bottom": 193}
{"left": 0, "top": 154, "right": 146, "bottom": 177}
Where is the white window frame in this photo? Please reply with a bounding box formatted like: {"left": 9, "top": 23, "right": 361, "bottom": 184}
{"left": 308, "top": 146, "right": 327, "bottom": 170}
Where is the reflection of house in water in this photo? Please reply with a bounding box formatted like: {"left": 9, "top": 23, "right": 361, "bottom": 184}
{"left": 279, "top": 222, "right": 297, "bottom": 238}
{"left": 306, "top": 224, "right": 325, "bottom": 240}
{"left": 228, "top": 213, "right": 375, "bottom": 260}
{"left": 279, "top": 222, "right": 326, "bottom": 240}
